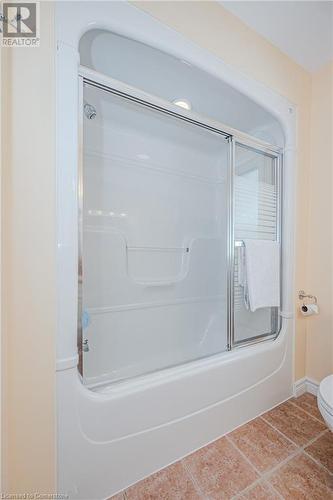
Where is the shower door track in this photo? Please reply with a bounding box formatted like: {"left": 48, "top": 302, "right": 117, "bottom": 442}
{"left": 78, "top": 65, "right": 283, "bottom": 379}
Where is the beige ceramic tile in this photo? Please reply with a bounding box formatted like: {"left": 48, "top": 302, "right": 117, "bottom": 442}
{"left": 305, "top": 431, "right": 333, "bottom": 473}
{"left": 125, "top": 462, "right": 200, "bottom": 500}
{"left": 269, "top": 452, "right": 333, "bottom": 499}
{"left": 229, "top": 417, "right": 296, "bottom": 473}
{"left": 182, "top": 436, "right": 258, "bottom": 498}
{"left": 114, "top": 397, "right": 332, "bottom": 500}
{"left": 292, "top": 393, "right": 324, "bottom": 422}
{"left": 240, "top": 481, "right": 281, "bottom": 499}
{"left": 263, "top": 400, "right": 326, "bottom": 446}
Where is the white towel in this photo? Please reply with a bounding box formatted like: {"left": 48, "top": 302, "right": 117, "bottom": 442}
{"left": 239, "top": 239, "right": 280, "bottom": 312}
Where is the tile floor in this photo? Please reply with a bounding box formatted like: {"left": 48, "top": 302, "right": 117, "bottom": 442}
{"left": 111, "top": 393, "right": 333, "bottom": 499}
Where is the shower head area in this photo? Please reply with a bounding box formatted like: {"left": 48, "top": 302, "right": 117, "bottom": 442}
{"left": 79, "top": 30, "right": 285, "bottom": 147}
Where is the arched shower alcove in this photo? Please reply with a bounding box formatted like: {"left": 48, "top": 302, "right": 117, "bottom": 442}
{"left": 78, "top": 29, "right": 285, "bottom": 387}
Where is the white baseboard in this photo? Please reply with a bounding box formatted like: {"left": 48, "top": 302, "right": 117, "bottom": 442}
{"left": 294, "top": 377, "right": 319, "bottom": 397}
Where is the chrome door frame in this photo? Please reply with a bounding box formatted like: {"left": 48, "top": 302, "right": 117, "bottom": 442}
{"left": 230, "top": 140, "right": 283, "bottom": 349}
{"left": 77, "top": 66, "right": 283, "bottom": 377}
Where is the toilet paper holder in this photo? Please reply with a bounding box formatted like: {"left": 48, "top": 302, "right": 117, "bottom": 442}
{"left": 298, "top": 290, "right": 318, "bottom": 305}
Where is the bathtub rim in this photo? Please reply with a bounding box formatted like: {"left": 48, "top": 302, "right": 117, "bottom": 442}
{"left": 81, "top": 317, "right": 290, "bottom": 400}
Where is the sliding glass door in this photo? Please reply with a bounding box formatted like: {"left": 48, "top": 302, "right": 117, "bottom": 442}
{"left": 80, "top": 80, "right": 230, "bottom": 386}
{"left": 232, "top": 142, "right": 281, "bottom": 346}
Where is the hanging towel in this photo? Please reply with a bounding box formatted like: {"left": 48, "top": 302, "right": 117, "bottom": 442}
{"left": 240, "top": 239, "right": 280, "bottom": 312}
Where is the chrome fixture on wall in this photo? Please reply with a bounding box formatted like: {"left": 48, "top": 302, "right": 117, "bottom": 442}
{"left": 298, "top": 290, "right": 319, "bottom": 316}
{"left": 84, "top": 103, "right": 97, "bottom": 120}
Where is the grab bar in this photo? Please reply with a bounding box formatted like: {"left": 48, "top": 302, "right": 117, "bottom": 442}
{"left": 127, "top": 245, "right": 190, "bottom": 253}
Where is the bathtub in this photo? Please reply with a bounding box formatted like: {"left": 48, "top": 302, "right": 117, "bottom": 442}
{"left": 58, "top": 322, "right": 293, "bottom": 498}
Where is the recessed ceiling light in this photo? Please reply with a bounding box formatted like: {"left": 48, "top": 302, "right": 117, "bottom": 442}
{"left": 173, "top": 99, "right": 192, "bottom": 111}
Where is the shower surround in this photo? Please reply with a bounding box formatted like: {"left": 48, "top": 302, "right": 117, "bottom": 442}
{"left": 56, "top": 2, "right": 296, "bottom": 498}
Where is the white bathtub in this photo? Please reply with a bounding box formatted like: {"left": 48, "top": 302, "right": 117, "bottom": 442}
{"left": 58, "top": 321, "right": 293, "bottom": 498}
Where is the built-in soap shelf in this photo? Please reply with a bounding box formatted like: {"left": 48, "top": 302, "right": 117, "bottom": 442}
{"left": 126, "top": 244, "right": 190, "bottom": 286}
{"left": 83, "top": 226, "right": 224, "bottom": 291}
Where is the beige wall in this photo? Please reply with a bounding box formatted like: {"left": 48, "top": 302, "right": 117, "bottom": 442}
{"left": 305, "top": 62, "right": 333, "bottom": 382}
{"left": 2, "top": 2, "right": 56, "bottom": 494}
{"left": 2, "top": 0, "right": 331, "bottom": 494}
{"left": 133, "top": 0, "right": 311, "bottom": 380}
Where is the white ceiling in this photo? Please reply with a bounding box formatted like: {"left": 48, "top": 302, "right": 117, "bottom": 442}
{"left": 221, "top": 1, "right": 333, "bottom": 72}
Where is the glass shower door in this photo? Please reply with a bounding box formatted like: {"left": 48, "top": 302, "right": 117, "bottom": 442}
{"left": 232, "top": 142, "right": 281, "bottom": 346}
{"left": 80, "top": 81, "right": 230, "bottom": 386}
